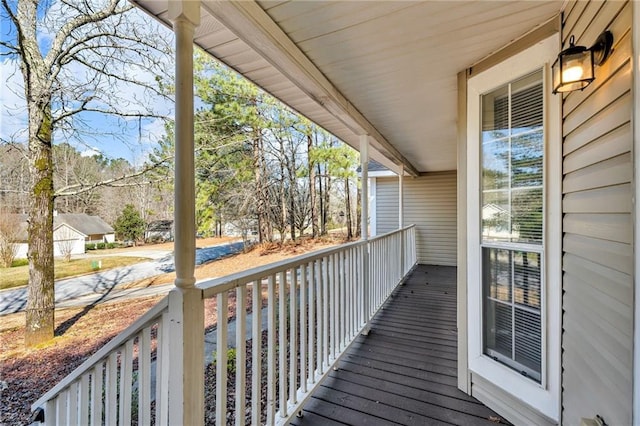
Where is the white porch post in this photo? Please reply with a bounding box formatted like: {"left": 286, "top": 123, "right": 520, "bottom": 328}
{"left": 360, "top": 135, "right": 370, "bottom": 333}
{"left": 168, "top": 2, "right": 203, "bottom": 425}
{"left": 398, "top": 164, "right": 404, "bottom": 228}
{"left": 398, "top": 164, "right": 405, "bottom": 279}
{"left": 360, "top": 135, "right": 369, "bottom": 240}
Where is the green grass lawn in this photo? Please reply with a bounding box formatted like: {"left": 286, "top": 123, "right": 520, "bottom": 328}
{"left": 0, "top": 256, "right": 149, "bottom": 291}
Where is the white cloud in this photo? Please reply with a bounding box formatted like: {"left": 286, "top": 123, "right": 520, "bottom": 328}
{"left": 80, "top": 147, "right": 102, "bottom": 157}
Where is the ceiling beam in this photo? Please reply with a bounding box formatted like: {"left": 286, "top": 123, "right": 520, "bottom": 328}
{"left": 201, "top": 0, "right": 420, "bottom": 177}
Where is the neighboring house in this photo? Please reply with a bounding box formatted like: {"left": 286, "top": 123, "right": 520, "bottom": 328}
{"left": 53, "top": 213, "right": 115, "bottom": 244}
{"left": 52, "top": 223, "right": 85, "bottom": 258}
{"left": 13, "top": 212, "right": 115, "bottom": 258}
{"left": 222, "top": 221, "right": 257, "bottom": 238}
{"left": 145, "top": 220, "right": 174, "bottom": 242}
{"left": 12, "top": 214, "right": 28, "bottom": 259}
{"left": 34, "top": 2, "right": 640, "bottom": 426}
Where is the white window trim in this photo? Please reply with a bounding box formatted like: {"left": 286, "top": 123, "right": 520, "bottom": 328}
{"left": 466, "top": 35, "right": 561, "bottom": 421}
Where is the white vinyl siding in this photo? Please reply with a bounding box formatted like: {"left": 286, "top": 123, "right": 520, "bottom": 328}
{"left": 53, "top": 225, "right": 86, "bottom": 257}
{"left": 375, "top": 177, "right": 399, "bottom": 234}
{"left": 560, "top": 1, "right": 633, "bottom": 425}
{"left": 375, "top": 172, "right": 457, "bottom": 266}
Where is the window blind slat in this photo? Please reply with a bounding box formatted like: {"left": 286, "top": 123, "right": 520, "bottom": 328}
{"left": 480, "top": 69, "right": 544, "bottom": 384}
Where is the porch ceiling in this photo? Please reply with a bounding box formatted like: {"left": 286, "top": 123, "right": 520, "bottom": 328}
{"left": 132, "top": 0, "right": 562, "bottom": 174}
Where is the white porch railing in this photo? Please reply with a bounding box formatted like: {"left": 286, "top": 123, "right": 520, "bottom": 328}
{"left": 31, "top": 225, "right": 416, "bottom": 425}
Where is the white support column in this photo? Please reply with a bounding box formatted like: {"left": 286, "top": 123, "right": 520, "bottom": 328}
{"left": 397, "top": 164, "right": 404, "bottom": 228}
{"left": 360, "top": 135, "right": 369, "bottom": 240}
{"left": 397, "top": 164, "right": 405, "bottom": 281}
{"left": 360, "top": 135, "right": 370, "bottom": 335}
{"left": 168, "top": 2, "right": 203, "bottom": 425}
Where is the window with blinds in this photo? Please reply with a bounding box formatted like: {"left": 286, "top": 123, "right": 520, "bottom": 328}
{"left": 480, "top": 70, "right": 543, "bottom": 383}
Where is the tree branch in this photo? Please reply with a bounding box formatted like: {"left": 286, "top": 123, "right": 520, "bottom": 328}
{"left": 0, "top": 0, "right": 18, "bottom": 30}
{"left": 53, "top": 106, "right": 168, "bottom": 125}
{"left": 44, "top": 0, "right": 132, "bottom": 69}
{"left": 63, "top": 54, "right": 169, "bottom": 99}
{"left": 54, "top": 155, "right": 171, "bottom": 197}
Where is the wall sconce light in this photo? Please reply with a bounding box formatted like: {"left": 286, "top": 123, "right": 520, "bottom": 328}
{"left": 552, "top": 31, "right": 613, "bottom": 94}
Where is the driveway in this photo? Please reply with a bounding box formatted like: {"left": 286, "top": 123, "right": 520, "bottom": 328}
{"left": 0, "top": 240, "right": 246, "bottom": 315}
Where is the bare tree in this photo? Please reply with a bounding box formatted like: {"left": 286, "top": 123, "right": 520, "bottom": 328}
{"left": 0, "top": 212, "right": 22, "bottom": 268}
{"left": 1, "top": 0, "right": 173, "bottom": 346}
{"left": 0, "top": 143, "right": 31, "bottom": 214}
{"left": 306, "top": 131, "right": 319, "bottom": 238}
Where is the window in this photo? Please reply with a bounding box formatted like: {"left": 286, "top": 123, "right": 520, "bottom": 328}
{"left": 466, "top": 35, "right": 560, "bottom": 420}
{"left": 481, "top": 71, "right": 543, "bottom": 382}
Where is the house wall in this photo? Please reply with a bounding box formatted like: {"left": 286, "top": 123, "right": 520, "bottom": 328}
{"left": 15, "top": 243, "right": 28, "bottom": 259}
{"left": 53, "top": 225, "right": 85, "bottom": 257}
{"left": 375, "top": 171, "right": 457, "bottom": 266}
{"left": 86, "top": 233, "right": 115, "bottom": 243}
{"left": 560, "top": 1, "right": 633, "bottom": 425}
{"left": 374, "top": 176, "right": 399, "bottom": 233}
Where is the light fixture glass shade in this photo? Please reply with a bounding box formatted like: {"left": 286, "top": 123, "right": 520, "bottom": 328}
{"left": 552, "top": 38, "right": 594, "bottom": 94}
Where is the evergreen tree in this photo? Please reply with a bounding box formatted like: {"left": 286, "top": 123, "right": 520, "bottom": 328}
{"left": 114, "top": 204, "right": 145, "bottom": 244}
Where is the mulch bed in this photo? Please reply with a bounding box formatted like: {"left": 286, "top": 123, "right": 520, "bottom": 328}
{"left": 0, "top": 297, "right": 163, "bottom": 425}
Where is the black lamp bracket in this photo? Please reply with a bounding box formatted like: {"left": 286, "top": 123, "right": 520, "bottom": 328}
{"left": 591, "top": 31, "right": 613, "bottom": 66}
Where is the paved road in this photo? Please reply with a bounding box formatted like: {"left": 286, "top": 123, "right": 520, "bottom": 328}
{"left": 0, "top": 241, "right": 246, "bottom": 315}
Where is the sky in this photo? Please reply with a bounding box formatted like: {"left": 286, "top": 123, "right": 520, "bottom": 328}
{"left": 0, "top": 0, "right": 175, "bottom": 166}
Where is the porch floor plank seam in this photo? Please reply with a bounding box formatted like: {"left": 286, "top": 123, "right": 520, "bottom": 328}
{"left": 290, "top": 264, "right": 508, "bottom": 426}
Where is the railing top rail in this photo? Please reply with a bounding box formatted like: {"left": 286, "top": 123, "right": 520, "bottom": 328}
{"left": 31, "top": 296, "right": 170, "bottom": 411}
{"left": 367, "top": 224, "right": 415, "bottom": 244}
{"left": 200, "top": 225, "right": 415, "bottom": 299}
{"left": 200, "top": 239, "right": 363, "bottom": 298}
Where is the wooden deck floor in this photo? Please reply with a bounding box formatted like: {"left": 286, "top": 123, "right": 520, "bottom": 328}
{"left": 291, "top": 264, "right": 507, "bottom": 426}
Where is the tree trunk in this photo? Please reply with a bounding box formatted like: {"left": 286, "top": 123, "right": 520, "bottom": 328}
{"left": 20, "top": 5, "right": 56, "bottom": 345}
{"left": 281, "top": 180, "right": 287, "bottom": 243}
{"left": 317, "top": 164, "right": 326, "bottom": 235}
{"left": 253, "top": 134, "right": 270, "bottom": 243}
{"left": 25, "top": 104, "right": 55, "bottom": 347}
{"left": 308, "top": 134, "right": 318, "bottom": 238}
{"left": 288, "top": 153, "right": 296, "bottom": 242}
{"left": 289, "top": 189, "right": 296, "bottom": 241}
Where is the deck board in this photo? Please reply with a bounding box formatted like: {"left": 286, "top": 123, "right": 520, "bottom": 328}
{"left": 291, "top": 264, "right": 508, "bottom": 426}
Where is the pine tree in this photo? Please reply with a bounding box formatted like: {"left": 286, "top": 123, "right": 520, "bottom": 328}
{"left": 114, "top": 204, "right": 146, "bottom": 245}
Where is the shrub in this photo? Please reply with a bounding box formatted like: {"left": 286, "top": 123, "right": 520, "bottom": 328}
{"left": 85, "top": 243, "right": 96, "bottom": 251}
{"left": 114, "top": 205, "right": 145, "bottom": 244}
{"left": 96, "top": 242, "right": 106, "bottom": 250}
{"left": 211, "top": 348, "right": 237, "bottom": 374}
{"left": 106, "top": 242, "right": 117, "bottom": 249}
{"left": 0, "top": 213, "right": 21, "bottom": 268}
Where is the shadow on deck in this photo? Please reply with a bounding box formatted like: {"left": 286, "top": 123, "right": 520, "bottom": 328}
{"left": 291, "top": 264, "right": 507, "bottom": 426}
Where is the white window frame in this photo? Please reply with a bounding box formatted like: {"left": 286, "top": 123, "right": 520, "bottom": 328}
{"left": 466, "top": 35, "right": 561, "bottom": 421}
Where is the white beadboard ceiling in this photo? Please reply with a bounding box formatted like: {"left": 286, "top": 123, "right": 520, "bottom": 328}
{"left": 132, "top": 0, "right": 562, "bottom": 173}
